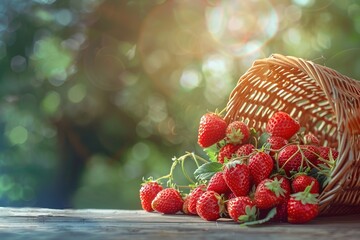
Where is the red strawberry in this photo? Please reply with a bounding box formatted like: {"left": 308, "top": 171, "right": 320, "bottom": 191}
{"left": 139, "top": 181, "right": 163, "bottom": 212}
{"left": 314, "top": 146, "right": 338, "bottom": 167}
{"left": 248, "top": 152, "right": 274, "bottom": 185}
{"left": 151, "top": 188, "right": 184, "bottom": 214}
{"left": 277, "top": 145, "right": 319, "bottom": 176}
{"left": 182, "top": 195, "right": 190, "bottom": 214}
{"left": 223, "top": 160, "right": 251, "bottom": 197}
{"left": 226, "top": 191, "right": 236, "bottom": 200}
{"left": 287, "top": 185, "right": 319, "bottom": 224}
{"left": 235, "top": 143, "right": 255, "bottom": 157}
{"left": 291, "top": 174, "right": 320, "bottom": 194}
{"left": 277, "top": 145, "right": 303, "bottom": 176}
{"left": 266, "top": 111, "right": 300, "bottom": 140}
{"left": 318, "top": 146, "right": 339, "bottom": 160}
{"left": 272, "top": 200, "right": 288, "bottom": 222}
{"left": 227, "top": 196, "right": 257, "bottom": 223}
{"left": 196, "top": 190, "right": 225, "bottom": 221}
{"left": 226, "top": 121, "right": 250, "bottom": 145}
{"left": 217, "top": 143, "right": 240, "bottom": 163}
{"left": 267, "top": 136, "right": 288, "bottom": 152}
{"left": 187, "top": 184, "right": 206, "bottom": 215}
{"left": 303, "top": 132, "right": 320, "bottom": 145}
{"left": 270, "top": 175, "right": 291, "bottom": 202}
{"left": 207, "top": 171, "right": 231, "bottom": 194}
{"left": 254, "top": 178, "right": 286, "bottom": 209}
{"left": 198, "top": 113, "right": 227, "bottom": 148}
{"left": 302, "top": 145, "right": 320, "bottom": 167}
{"left": 259, "top": 199, "right": 288, "bottom": 222}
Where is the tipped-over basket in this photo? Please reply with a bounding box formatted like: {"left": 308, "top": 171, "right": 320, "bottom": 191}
{"left": 224, "top": 53, "right": 360, "bottom": 216}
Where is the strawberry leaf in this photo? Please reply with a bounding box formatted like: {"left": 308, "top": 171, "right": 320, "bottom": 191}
{"left": 291, "top": 183, "right": 319, "bottom": 204}
{"left": 240, "top": 207, "right": 277, "bottom": 226}
{"left": 258, "top": 132, "right": 270, "bottom": 149}
{"left": 238, "top": 205, "right": 258, "bottom": 223}
{"left": 249, "top": 128, "right": 259, "bottom": 146}
{"left": 194, "top": 162, "right": 223, "bottom": 181}
{"left": 203, "top": 144, "right": 219, "bottom": 162}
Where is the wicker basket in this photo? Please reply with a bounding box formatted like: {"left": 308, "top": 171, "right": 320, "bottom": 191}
{"left": 224, "top": 54, "right": 360, "bottom": 216}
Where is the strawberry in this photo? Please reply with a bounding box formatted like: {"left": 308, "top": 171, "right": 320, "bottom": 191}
{"left": 196, "top": 190, "right": 225, "bottom": 221}
{"left": 270, "top": 175, "right": 291, "bottom": 202}
{"left": 254, "top": 178, "right": 286, "bottom": 209}
{"left": 266, "top": 111, "right": 300, "bottom": 140}
{"left": 259, "top": 199, "right": 288, "bottom": 222}
{"left": 277, "top": 145, "right": 304, "bottom": 176}
{"left": 272, "top": 200, "right": 288, "bottom": 222}
{"left": 187, "top": 184, "right": 206, "bottom": 215}
{"left": 207, "top": 171, "right": 231, "bottom": 194}
{"left": 139, "top": 181, "right": 163, "bottom": 212}
{"left": 227, "top": 196, "right": 257, "bottom": 223}
{"left": 198, "top": 113, "right": 227, "bottom": 148}
{"left": 278, "top": 144, "right": 319, "bottom": 176}
{"left": 151, "top": 188, "right": 184, "bottom": 214}
{"left": 235, "top": 143, "right": 255, "bottom": 157}
{"left": 303, "top": 132, "right": 320, "bottom": 145}
{"left": 302, "top": 145, "right": 320, "bottom": 167}
{"left": 226, "top": 191, "right": 236, "bottom": 200}
{"left": 266, "top": 136, "right": 288, "bottom": 152}
{"left": 287, "top": 184, "right": 319, "bottom": 224}
{"left": 314, "top": 146, "right": 338, "bottom": 168}
{"left": 223, "top": 160, "right": 251, "bottom": 197}
{"left": 217, "top": 143, "right": 240, "bottom": 163}
{"left": 182, "top": 195, "right": 190, "bottom": 214}
{"left": 226, "top": 121, "right": 250, "bottom": 145}
{"left": 318, "top": 146, "right": 339, "bottom": 160}
{"left": 291, "top": 174, "right": 320, "bottom": 194}
{"left": 248, "top": 152, "right": 274, "bottom": 185}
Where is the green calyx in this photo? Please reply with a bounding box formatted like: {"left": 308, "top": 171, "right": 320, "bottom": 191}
{"left": 226, "top": 159, "right": 246, "bottom": 169}
{"left": 249, "top": 128, "right": 259, "bottom": 147}
{"left": 291, "top": 182, "right": 319, "bottom": 205}
{"left": 238, "top": 205, "right": 258, "bottom": 223}
{"left": 227, "top": 127, "right": 245, "bottom": 143}
{"left": 141, "top": 176, "right": 158, "bottom": 186}
{"left": 240, "top": 207, "right": 277, "bottom": 226}
{"left": 216, "top": 193, "right": 227, "bottom": 217}
{"left": 209, "top": 107, "right": 227, "bottom": 117}
{"left": 265, "top": 178, "right": 286, "bottom": 198}
{"left": 309, "top": 148, "right": 337, "bottom": 189}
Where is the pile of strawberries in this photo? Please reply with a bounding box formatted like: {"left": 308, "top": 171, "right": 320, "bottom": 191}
{"left": 139, "top": 111, "right": 338, "bottom": 225}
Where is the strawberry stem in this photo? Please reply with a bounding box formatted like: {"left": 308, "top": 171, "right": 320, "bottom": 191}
{"left": 277, "top": 145, "right": 300, "bottom": 173}
{"left": 240, "top": 207, "right": 277, "bottom": 226}
{"left": 155, "top": 152, "right": 210, "bottom": 187}
{"left": 181, "top": 156, "right": 196, "bottom": 184}
{"left": 217, "top": 106, "right": 227, "bottom": 116}
{"left": 298, "top": 145, "right": 306, "bottom": 170}
{"left": 187, "top": 151, "right": 209, "bottom": 165}
{"left": 268, "top": 141, "right": 301, "bottom": 153}
{"left": 176, "top": 185, "right": 193, "bottom": 189}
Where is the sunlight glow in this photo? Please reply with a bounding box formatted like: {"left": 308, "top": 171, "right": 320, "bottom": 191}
{"left": 206, "top": 0, "right": 278, "bottom": 57}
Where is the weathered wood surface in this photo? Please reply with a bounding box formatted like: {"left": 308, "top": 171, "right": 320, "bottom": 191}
{"left": 0, "top": 208, "right": 360, "bottom": 240}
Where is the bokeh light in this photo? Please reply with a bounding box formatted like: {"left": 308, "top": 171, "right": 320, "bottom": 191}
{"left": 206, "top": 0, "right": 278, "bottom": 57}
{"left": 31, "top": 36, "right": 74, "bottom": 86}
{"left": 7, "top": 126, "right": 28, "bottom": 145}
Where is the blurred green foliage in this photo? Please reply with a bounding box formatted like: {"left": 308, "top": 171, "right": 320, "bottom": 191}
{"left": 0, "top": 0, "right": 359, "bottom": 209}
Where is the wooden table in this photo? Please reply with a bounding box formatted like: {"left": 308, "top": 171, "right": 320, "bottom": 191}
{"left": 0, "top": 207, "right": 360, "bottom": 240}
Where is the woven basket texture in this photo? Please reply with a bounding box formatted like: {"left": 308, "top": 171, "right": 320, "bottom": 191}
{"left": 224, "top": 54, "right": 360, "bottom": 216}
